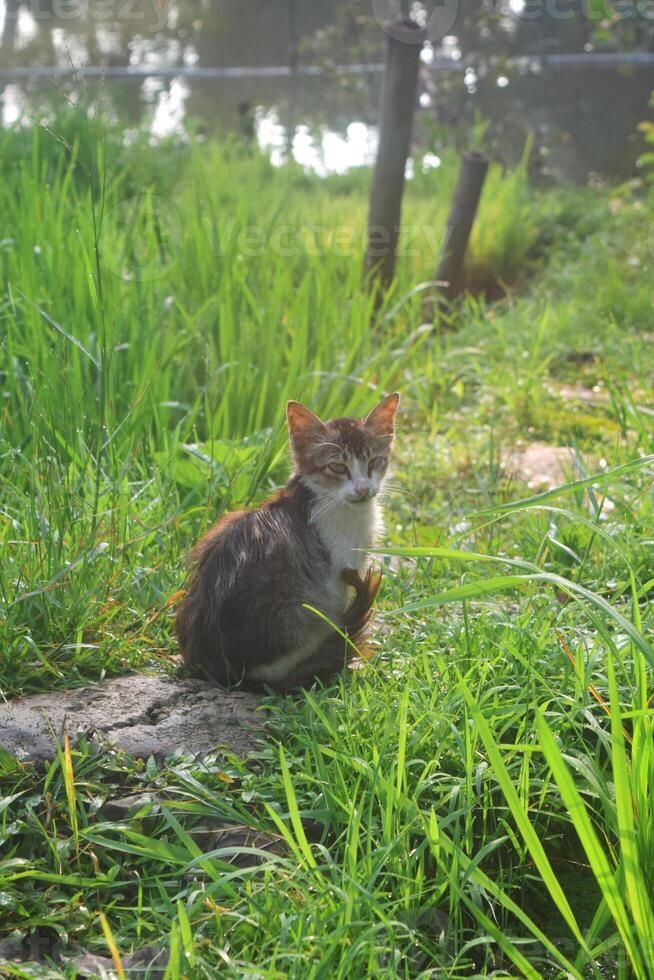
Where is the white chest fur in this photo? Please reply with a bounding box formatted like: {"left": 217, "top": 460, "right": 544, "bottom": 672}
{"left": 312, "top": 498, "right": 383, "bottom": 572}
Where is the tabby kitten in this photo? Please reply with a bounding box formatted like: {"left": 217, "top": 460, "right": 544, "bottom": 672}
{"left": 176, "top": 392, "right": 399, "bottom": 691}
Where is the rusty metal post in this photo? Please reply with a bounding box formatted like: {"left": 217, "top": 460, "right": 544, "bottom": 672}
{"left": 365, "top": 20, "right": 426, "bottom": 289}
{"left": 435, "top": 151, "right": 489, "bottom": 302}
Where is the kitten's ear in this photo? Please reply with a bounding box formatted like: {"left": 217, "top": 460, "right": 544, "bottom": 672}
{"left": 286, "top": 401, "right": 326, "bottom": 446}
{"left": 364, "top": 392, "right": 400, "bottom": 437}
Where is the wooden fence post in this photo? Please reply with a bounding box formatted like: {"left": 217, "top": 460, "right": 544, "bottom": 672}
{"left": 365, "top": 20, "right": 426, "bottom": 290}
{"left": 435, "top": 151, "right": 489, "bottom": 303}
{"left": 288, "top": 0, "right": 299, "bottom": 72}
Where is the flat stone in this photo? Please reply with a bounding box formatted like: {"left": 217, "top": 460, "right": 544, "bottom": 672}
{"left": 501, "top": 443, "right": 583, "bottom": 491}
{"left": 0, "top": 674, "right": 264, "bottom": 761}
{"left": 557, "top": 383, "right": 609, "bottom": 405}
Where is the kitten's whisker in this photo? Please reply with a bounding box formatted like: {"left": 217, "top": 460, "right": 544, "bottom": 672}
{"left": 311, "top": 499, "right": 333, "bottom": 520}
{"left": 380, "top": 485, "right": 417, "bottom": 500}
{"left": 310, "top": 492, "right": 342, "bottom": 522}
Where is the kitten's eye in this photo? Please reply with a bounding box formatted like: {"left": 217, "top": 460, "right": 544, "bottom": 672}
{"left": 369, "top": 456, "right": 387, "bottom": 473}
{"left": 328, "top": 462, "right": 349, "bottom": 476}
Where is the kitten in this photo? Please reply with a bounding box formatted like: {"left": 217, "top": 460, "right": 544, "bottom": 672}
{"left": 176, "top": 392, "right": 399, "bottom": 691}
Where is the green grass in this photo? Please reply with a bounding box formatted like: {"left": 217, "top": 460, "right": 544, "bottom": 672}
{"left": 1, "top": 106, "right": 654, "bottom": 977}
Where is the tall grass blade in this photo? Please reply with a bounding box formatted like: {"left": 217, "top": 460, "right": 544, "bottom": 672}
{"left": 271, "top": 745, "right": 317, "bottom": 871}
{"left": 606, "top": 656, "right": 654, "bottom": 951}
{"left": 60, "top": 731, "right": 79, "bottom": 859}
{"left": 99, "top": 912, "right": 126, "bottom": 980}
{"left": 459, "top": 676, "right": 593, "bottom": 958}
{"left": 535, "top": 710, "right": 650, "bottom": 979}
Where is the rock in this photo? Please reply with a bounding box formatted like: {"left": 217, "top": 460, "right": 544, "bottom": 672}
{"left": 186, "top": 821, "right": 287, "bottom": 866}
{"left": 0, "top": 935, "right": 25, "bottom": 963}
{"left": 501, "top": 443, "right": 583, "bottom": 491}
{"left": 101, "top": 792, "right": 161, "bottom": 820}
{"left": 0, "top": 674, "right": 264, "bottom": 761}
{"left": 556, "top": 349, "right": 601, "bottom": 367}
{"left": 65, "top": 943, "right": 169, "bottom": 978}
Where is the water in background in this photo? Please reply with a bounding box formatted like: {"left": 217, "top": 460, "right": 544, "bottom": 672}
{"left": 0, "top": 0, "right": 652, "bottom": 182}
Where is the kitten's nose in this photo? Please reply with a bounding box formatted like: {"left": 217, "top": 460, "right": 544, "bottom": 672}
{"left": 354, "top": 478, "right": 371, "bottom": 498}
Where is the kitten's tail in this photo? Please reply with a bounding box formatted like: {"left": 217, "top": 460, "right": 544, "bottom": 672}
{"left": 271, "top": 566, "right": 382, "bottom": 692}
{"left": 341, "top": 566, "right": 383, "bottom": 645}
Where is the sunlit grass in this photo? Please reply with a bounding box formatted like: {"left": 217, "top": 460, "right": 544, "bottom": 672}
{"left": 1, "top": 108, "right": 653, "bottom": 976}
